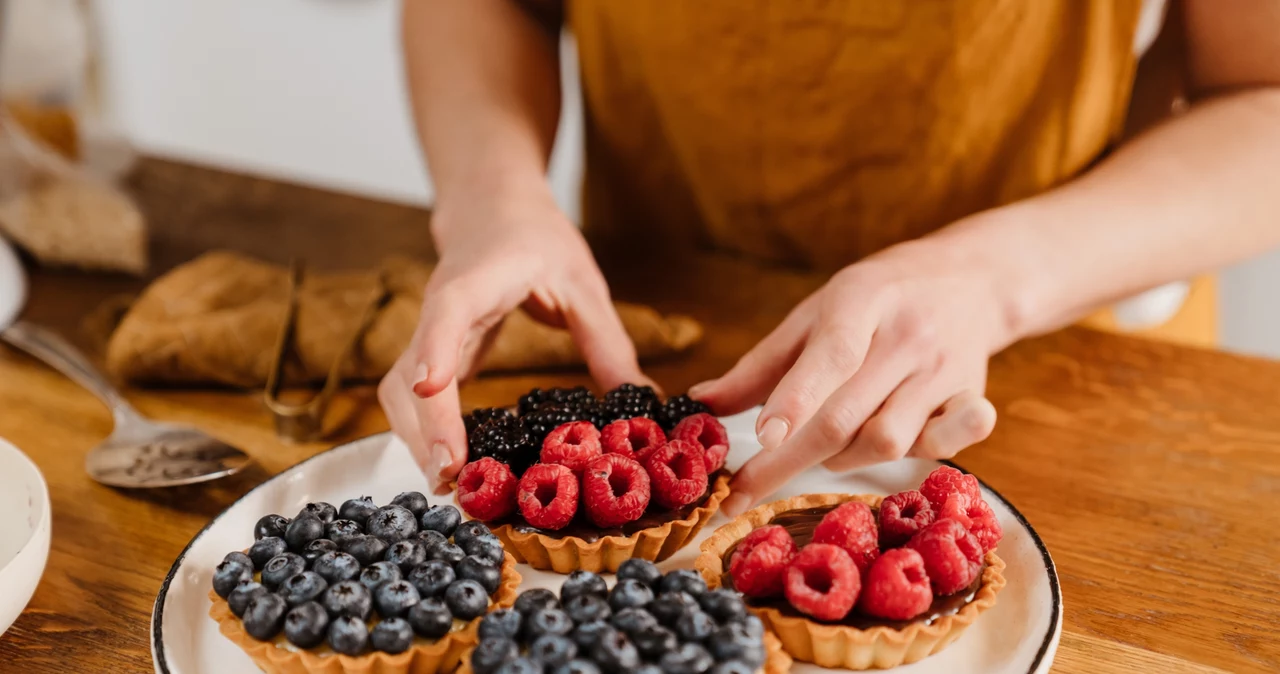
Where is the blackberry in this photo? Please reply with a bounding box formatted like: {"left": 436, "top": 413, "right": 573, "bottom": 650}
{"left": 465, "top": 407, "right": 515, "bottom": 436}
{"left": 656, "top": 395, "right": 711, "bottom": 432}
{"left": 469, "top": 416, "right": 538, "bottom": 473}
{"left": 518, "top": 386, "right": 595, "bottom": 417}
{"left": 599, "top": 384, "right": 659, "bottom": 424}
{"left": 523, "top": 406, "right": 582, "bottom": 444}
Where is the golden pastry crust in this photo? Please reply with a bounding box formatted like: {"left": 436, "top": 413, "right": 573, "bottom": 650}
{"left": 477, "top": 472, "right": 732, "bottom": 574}
{"left": 208, "top": 552, "right": 522, "bottom": 674}
{"left": 694, "top": 493, "right": 1006, "bottom": 670}
{"left": 454, "top": 630, "right": 793, "bottom": 674}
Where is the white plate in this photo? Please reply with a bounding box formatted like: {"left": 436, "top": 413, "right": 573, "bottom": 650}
{"left": 152, "top": 411, "right": 1061, "bottom": 673}
{"left": 0, "top": 236, "right": 27, "bottom": 331}
{"left": 0, "top": 436, "right": 52, "bottom": 639}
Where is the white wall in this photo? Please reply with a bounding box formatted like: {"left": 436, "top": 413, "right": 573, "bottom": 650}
{"left": 88, "top": 0, "right": 1278, "bottom": 358}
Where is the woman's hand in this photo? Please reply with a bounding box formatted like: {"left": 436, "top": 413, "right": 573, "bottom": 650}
{"left": 378, "top": 182, "right": 648, "bottom": 493}
{"left": 691, "top": 239, "right": 1016, "bottom": 516}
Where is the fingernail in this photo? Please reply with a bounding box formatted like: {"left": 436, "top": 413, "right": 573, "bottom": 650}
{"left": 688, "top": 380, "right": 716, "bottom": 400}
{"left": 757, "top": 417, "right": 790, "bottom": 449}
{"left": 722, "top": 491, "right": 754, "bottom": 517}
{"left": 411, "top": 363, "right": 431, "bottom": 398}
{"left": 429, "top": 442, "right": 452, "bottom": 481}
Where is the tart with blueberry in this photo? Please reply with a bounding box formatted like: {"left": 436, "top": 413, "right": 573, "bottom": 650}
{"left": 457, "top": 559, "right": 792, "bottom": 673}
{"left": 694, "top": 467, "right": 1007, "bottom": 670}
{"left": 208, "top": 493, "right": 521, "bottom": 674}
{"left": 456, "top": 385, "right": 732, "bottom": 574}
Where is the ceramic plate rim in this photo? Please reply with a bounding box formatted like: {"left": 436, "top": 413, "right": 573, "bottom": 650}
{"left": 150, "top": 433, "right": 1061, "bottom": 673}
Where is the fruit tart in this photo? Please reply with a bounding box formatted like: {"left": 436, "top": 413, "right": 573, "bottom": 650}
{"left": 695, "top": 466, "right": 1007, "bottom": 670}
{"left": 456, "top": 385, "right": 732, "bottom": 574}
{"left": 458, "top": 559, "right": 792, "bottom": 674}
{"left": 208, "top": 492, "right": 520, "bottom": 674}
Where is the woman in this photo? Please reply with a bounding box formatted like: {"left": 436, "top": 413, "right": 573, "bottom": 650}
{"left": 380, "top": 0, "right": 1280, "bottom": 517}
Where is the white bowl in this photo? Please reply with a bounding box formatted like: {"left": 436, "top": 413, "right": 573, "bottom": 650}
{"left": 0, "top": 436, "right": 51, "bottom": 638}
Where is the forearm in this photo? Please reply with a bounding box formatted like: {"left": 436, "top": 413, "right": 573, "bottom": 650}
{"left": 401, "top": 0, "right": 562, "bottom": 234}
{"left": 928, "top": 87, "right": 1280, "bottom": 345}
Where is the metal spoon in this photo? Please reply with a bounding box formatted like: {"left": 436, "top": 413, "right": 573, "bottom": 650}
{"left": 1, "top": 321, "right": 253, "bottom": 487}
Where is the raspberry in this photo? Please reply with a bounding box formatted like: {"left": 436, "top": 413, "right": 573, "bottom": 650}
{"left": 671, "top": 413, "right": 730, "bottom": 473}
{"left": 600, "top": 417, "right": 667, "bottom": 462}
{"left": 582, "top": 454, "right": 651, "bottom": 527}
{"left": 811, "top": 501, "right": 880, "bottom": 574}
{"left": 783, "top": 543, "right": 860, "bottom": 621}
{"left": 859, "top": 548, "right": 933, "bottom": 621}
{"left": 938, "top": 492, "right": 1003, "bottom": 553}
{"left": 516, "top": 463, "right": 580, "bottom": 530}
{"left": 727, "top": 525, "right": 797, "bottom": 598}
{"left": 904, "top": 518, "right": 983, "bottom": 595}
{"left": 541, "top": 421, "right": 603, "bottom": 473}
{"left": 878, "top": 490, "right": 936, "bottom": 548}
{"left": 456, "top": 458, "right": 518, "bottom": 521}
{"left": 919, "top": 465, "right": 981, "bottom": 512}
{"left": 642, "top": 440, "right": 709, "bottom": 509}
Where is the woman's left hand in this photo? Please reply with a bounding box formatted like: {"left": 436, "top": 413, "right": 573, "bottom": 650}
{"left": 690, "top": 239, "right": 1016, "bottom": 517}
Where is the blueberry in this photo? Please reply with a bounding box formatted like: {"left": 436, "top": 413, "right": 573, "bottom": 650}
{"left": 454, "top": 520, "right": 493, "bottom": 547}
{"left": 338, "top": 496, "right": 377, "bottom": 527}
{"left": 426, "top": 542, "right": 466, "bottom": 565}
{"left": 660, "top": 643, "right": 715, "bottom": 674}
{"left": 634, "top": 666, "right": 664, "bottom": 674}
{"left": 561, "top": 570, "right": 608, "bottom": 602}
{"left": 283, "top": 600, "right": 330, "bottom": 649}
{"left": 552, "top": 661, "right": 603, "bottom": 674}
{"left": 383, "top": 539, "right": 427, "bottom": 574}
{"left": 212, "top": 557, "right": 253, "bottom": 598}
{"left": 515, "top": 588, "right": 561, "bottom": 616}
{"left": 564, "top": 593, "right": 611, "bottom": 624}
{"left": 374, "top": 580, "right": 422, "bottom": 619}
{"left": 608, "top": 579, "right": 654, "bottom": 612}
{"left": 570, "top": 619, "right": 616, "bottom": 650}
{"left": 248, "top": 536, "right": 288, "bottom": 570}
{"left": 298, "top": 502, "right": 337, "bottom": 524}
{"left": 709, "top": 662, "right": 755, "bottom": 674}
{"left": 610, "top": 607, "right": 658, "bottom": 636}
{"left": 699, "top": 588, "right": 749, "bottom": 624}
{"left": 408, "top": 597, "right": 454, "bottom": 639}
{"left": 261, "top": 552, "right": 306, "bottom": 591}
{"left": 416, "top": 529, "right": 449, "bottom": 552}
{"left": 312, "top": 551, "right": 361, "bottom": 584}
{"left": 659, "top": 570, "right": 707, "bottom": 598}
{"left": 591, "top": 629, "right": 640, "bottom": 672}
{"left": 343, "top": 534, "right": 390, "bottom": 566}
{"left": 322, "top": 579, "right": 373, "bottom": 620}
{"left": 223, "top": 550, "right": 253, "bottom": 569}
{"left": 471, "top": 637, "right": 519, "bottom": 674}
{"left": 370, "top": 616, "right": 414, "bottom": 654}
{"left": 254, "top": 514, "right": 290, "bottom": 540}
{"left": 280, "top": 571, "right": 329, "bottom": 607}
{"left": 650, "top": 591, "right": 699, "bottom": 627}
{"left": 478, "top": 608, "right": 522, "bottom": 641}
{"left": 408, "top": 559, "right": 457, "bottom": 598}
{"left": 285, "top": 514, "right": 326, "bottom": 551}
{"left": 242, "top": 592, "right": 288, "bottom": 640}
{"left": 496, "top": 659, "right": 541, "bottom": 674}
{"left": 461, "top": 535, "right": 506, "bottom": 567}
{"left": 227, "top": 580, "right": 269, "bottom": 618}
{"left": 525, "top": 607, "right": 574, "bottom": 640}
{"left": 741, "top": 615, "right": 764, "bottom": 639}
{"left": 529, "top": 634, "right": 578, "bottom": 667}
{"left": 327, "top": 615, "right": 369, "bottom": 656}
{"left": 420, "top": 504, "right": 462, "bottom": 538}
{"left": 301, "top": 538, "right": 339, "bottom": 565}
{"left": 367, "top": 505, "right": 418, "bottom": 543}
{"left": 391, "top": 491, "right": 431, "bottom": 519}
{"left": 445, "top": 578, "right": 490, "bottom": 620}
{"left": 326, "top": 519, "right": 363, "bottom": 547}
{"left": 359, "top": 560, "right": 403, "bottom": 592}
{"left": 674, "top": 609, "right": 716, "bottom": 643}
{"left": 457, "top": 555, "right": 502, "bottom": 594}
{"left": 616, "top": 558, "right": 662, "bottom": 589}
{"left": 631, "top": 623, "right": 677, "bottom": 661}
{"left": 707, "top": 623, "right": 764, "bottom": 666}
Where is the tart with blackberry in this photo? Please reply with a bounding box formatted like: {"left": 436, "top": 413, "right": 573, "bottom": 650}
{"left": 694, "top": 467, "right": 1007, "bottom": 670}
{"left": 456, "top": 385, "right": 731, "bottom": 573}
{"left": 208, "top": 493, "right": 521, "bottom": 674}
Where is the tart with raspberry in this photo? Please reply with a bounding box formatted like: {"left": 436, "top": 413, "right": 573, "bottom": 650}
{"left": 208, "top": 493, "right": 521, "bottom": 674}
{"left": 694, "top": 467, "right": 1007, "bottom": 670}
{"left": 456, "top": 385, "right": 732, "bottom": 573}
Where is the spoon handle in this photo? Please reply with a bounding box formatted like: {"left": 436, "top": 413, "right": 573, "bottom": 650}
{"left": 2, "top": 321, "right": 141, "bottom": 423}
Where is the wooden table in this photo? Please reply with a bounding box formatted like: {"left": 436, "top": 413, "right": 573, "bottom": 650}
{"left": 1, "top": 159, "right": 1277, "bottom": 673}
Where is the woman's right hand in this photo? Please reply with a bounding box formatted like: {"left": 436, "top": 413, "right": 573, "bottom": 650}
{"left": 378, "top": 180, "right": 648, "bottom": 492}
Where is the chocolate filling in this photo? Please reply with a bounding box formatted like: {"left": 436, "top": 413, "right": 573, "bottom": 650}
{"left": 721, "top": 504, "right": 983, "bottom": 630}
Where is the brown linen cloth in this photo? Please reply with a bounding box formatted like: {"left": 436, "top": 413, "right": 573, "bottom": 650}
{"left": 104, "top": 251, "right": 702, "bottom": 388}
